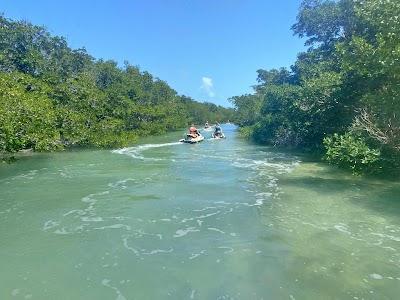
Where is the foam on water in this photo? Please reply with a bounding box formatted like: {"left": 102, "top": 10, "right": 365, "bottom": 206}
{"left": 218, "top": 246, "right": 234, "bottom": 254}
{"left": 9, "top": 170, "right": 39, "bottom": 181}
{"left": 81, "top": 216, "right": 104, "bottom": 222}
{"left": 207, "top": 227, "right": 225, "bottom": 234}
{"left": 174, "top": 227, "right": 200, "bottom": 238}
{"left": 181, "top": 211, "right": 221, "bottom": 223}
{"left": 122, "top": 236, "right": 140, "bottom": 256}
{"left": 42, "top": 220, "right": 59, "bottom": 231}
{"left": 231, "top": 157, "right": 300, "bottom": 174}
{"left": 95, "top": 224, "right": 131, "bottom": 231}
{"left": 369, "top": 273, "right": 384, "bottom": 280}
{"left": 142, "top": 248, "right": 173, "bottom": 255}
{"left": 334, "top": 224, "right": 352, "bottom": 235}
{"left": 370, "top": 232, "right": 400, "bottom": 242}
{"left": 54, "top": 228, "right": 71, "bottom": 235}
{"left": 112, "top": 142, "right": 181, "bottom": 161}
{"left": 101, "top": 279, "right": 126, "bottom": 300}
{"left": 108, "top": 178, "right": 137, "bottom": 189}
{"left": 41, "top": 189, "right": 115, "bottom": 235}
{"left": 189, "top": 250, "right": 206, "bottom": 260}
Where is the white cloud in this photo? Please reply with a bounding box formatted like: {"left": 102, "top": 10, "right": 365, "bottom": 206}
{"left": 201, "top": 76, "right": 215, "bottom": 97}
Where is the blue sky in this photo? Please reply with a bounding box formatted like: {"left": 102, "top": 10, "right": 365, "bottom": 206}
{"left": 0, "top": 0, "right": 305, "bottom": 106}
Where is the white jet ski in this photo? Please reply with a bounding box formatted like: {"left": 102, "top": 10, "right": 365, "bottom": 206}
{"left": 179, "top": 133, "right": 205, "bottom": 144}
{"left": 211, "top": 132, "right": 226, "bottom": 139}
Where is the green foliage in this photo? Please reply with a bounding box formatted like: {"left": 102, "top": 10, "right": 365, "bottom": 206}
{"left": 229, "top": 94, "right": 263, "bottom": 127}
{"left": 292, "top": 0, "right": 341, "bottom": 47}
{"left": 237, "top": 126, "right": 254, "bottom": 139}
{"left": 256, "top": 84, "right": 304, "bottom": 146}
{"left": 231, "top": 0, "right": 400, "bottom": 174}
{"left": 323, "top": 133, "right": 380, "bottom": 174}
{"left": 0, "top": 72, "right": 60, "bottom": 152}
{"left": 180, "top": 96, "right": 235, "bottom": 125}
{"left": 0, "top": 15, "right": 234, "bottom": 156}
{"left": 86, "top": 118, "right": 138, "bottom": 148}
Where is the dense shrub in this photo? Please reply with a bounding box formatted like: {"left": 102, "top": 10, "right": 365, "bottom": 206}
{"left": 323, "top": 133, "right": 381, "bottom": 174}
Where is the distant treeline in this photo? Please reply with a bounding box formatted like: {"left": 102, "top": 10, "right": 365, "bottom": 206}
{"left": 0, "top": 15, "right": 234, "bottom": 156}
{"left": 231, "top": 0, "right": 400, "bottom": 175}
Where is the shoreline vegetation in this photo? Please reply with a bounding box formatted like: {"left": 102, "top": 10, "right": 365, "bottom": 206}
{"left": 230, "top": 0, "right": 400, "bottom": 176}
{"left": 0, "top": 15, "right": 234, "bottom": 162}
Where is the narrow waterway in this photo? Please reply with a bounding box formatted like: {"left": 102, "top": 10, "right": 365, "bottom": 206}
{"left": 1, "top": 125, "right": 399, "bottom": 299}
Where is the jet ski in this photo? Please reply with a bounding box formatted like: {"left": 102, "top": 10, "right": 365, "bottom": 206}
{"left": 179, "top": 133, "right": 205, "bottom": 144}
{"left": 211, "top": 132, "right": 226, "bottom": 139}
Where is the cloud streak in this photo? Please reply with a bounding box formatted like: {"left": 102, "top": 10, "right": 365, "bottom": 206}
{"left": 201, "top": 77, "right": 215, "bottom": 97}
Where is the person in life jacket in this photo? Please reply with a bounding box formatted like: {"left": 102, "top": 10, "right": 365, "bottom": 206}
{"left": 188, "top": 124, "right": 199, "bottom": 138}
{"left": 204, "top": 121, "right": 209, "bottom": 128}
{"left": 213, "top": 122, "right": 222, "bottom": 137}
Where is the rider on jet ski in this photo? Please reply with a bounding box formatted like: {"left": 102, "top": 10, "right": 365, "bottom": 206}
{"left": 213, "top": 122, "right": 223, "bottom": 137}
{"left": 188, "top": 124, "right": 200, "bottom": 138}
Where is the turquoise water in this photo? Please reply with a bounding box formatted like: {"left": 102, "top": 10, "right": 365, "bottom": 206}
{"left": 1, "top": 125, "right": 399, "bottom": 299}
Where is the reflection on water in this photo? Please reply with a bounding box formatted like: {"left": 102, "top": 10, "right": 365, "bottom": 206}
{"left": 0, "top": 124, "right": 399, "bottom": 299}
